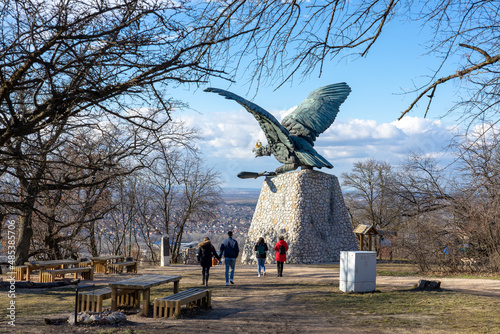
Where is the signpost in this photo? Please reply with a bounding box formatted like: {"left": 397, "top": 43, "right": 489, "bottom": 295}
{"left": 160, "top": 236, "right": 170, "bottom": 266}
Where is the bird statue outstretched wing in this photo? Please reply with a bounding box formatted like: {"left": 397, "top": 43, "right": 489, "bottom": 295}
{"left": 203, "top": 88, "right": 294, "bottom": 151}
{"left": 281, "top": 83, "right": 351, "bottom": 144}
{"left": 204, "top": 83, "right": 351, "bottom": 176}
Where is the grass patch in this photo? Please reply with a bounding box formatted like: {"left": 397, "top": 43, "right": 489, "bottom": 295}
{"left": 292, "top": 286, "right": 500, "bottom": 333}
{"left": 424, "top": 272, "right": 500, "bottom": 280}
{"left": 5, "top": 287, "right": 77, "bottom": 318}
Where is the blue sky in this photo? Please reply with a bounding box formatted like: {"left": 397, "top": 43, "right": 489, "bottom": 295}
{"left": 173, "top": 19, "right": 464, "bottom": 189}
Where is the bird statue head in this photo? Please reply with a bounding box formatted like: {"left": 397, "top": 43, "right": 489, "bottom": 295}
{"left": 252, "top": 144, "right": 271, "bottom": 157}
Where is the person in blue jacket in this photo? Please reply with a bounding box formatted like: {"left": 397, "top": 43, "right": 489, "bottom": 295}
{"left": 219, "top": 231, "right": 239, "bottom": 285}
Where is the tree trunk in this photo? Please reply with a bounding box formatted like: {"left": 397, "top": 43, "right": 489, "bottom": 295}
{"left": 89, "top": 221, "right": 99, "bottom": 257}
{"left": 15, "top": 210, "right": 34, "bottom": 265}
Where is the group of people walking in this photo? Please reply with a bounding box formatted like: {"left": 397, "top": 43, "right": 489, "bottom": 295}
{"left": 254, "top": 235, "right": 288, "bottom": 277}
{"left": 196, "top": 231, "right": 289, "bottom": 286}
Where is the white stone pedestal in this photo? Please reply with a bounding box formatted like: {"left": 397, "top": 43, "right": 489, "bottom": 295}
{"left": 241, "top": 169, "right": 358, "bottom": 264}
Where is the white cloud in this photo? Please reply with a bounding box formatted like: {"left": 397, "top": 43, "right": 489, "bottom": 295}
{"left": 179, "top": 111, "right": 456, "bottom": 187}
{"left": 182, "top": 110, "right": 265, "bottom": 159}
{"left": 277, "top": 106, "right": 297, "bottom": 120}
{"left": 392, "top": 116, "right": 442, "bottom": 134}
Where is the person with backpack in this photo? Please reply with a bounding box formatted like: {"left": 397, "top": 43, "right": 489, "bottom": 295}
{"left": 197, "top": 237, "right": 220, "bottom": 287}
{"left": 254, "top": 237, "right": 268, "bottom": 277}
{"left": 274, "top": 235, "right": 288, "bottom": 277}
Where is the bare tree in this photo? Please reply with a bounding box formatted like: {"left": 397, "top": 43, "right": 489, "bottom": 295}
{"left": 170, "top": 156, "right": 222, "bottom": 263}
{"left": 394, "top": 213, "right": 451, "bottom": 272}
{"left": 388, "top": 154, "right": 456, "bottom": 271}
{"left": 3, "top": 0, "right": 498, "bottom": 139}
{"left": 132, "top": 175, "right": 162, "bottom": 263}
{"left": 397, "top": 1, "right": 500, "bottom": 123}
{"left": 341, "top": 159, "right": 401, "bottom": 252}
{"left": 341, "top": 160, "right": 398, "bottom": 227}
{"left": 451, "top": 126, "right": 500, "bottom": 271}
{"left": 388, "top": 136, "right": 500, "bottom": 272}
{"left": 97, "top": 176, "right": 132, "bottom": 257}
{"left": 3, "top": 0, "right": 499, "bottom": 264}
{"left": 0, "top": 0, "right": 247, "bottom": 145}
{"left": 224, "top": 1, "right": 500, "bottom": 124}
{"left": 97, "top": 173, "right": 147, "bottom": 258}
{"left": 392, "top": 153, "right": 453, "bottom": 217}
{"left": 104, "top": 151, "right": 221, "bottom": 264}
{"left": 0, "top": 104, "right": 194, "bottom": 263}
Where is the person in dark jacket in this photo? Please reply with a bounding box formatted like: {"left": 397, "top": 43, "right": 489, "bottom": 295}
{"left": 219, "top": 231, "right": 239, "bottom": 285}
{"left": 197, "top": 237, "right": 220, "bottom": 286}
{"left": 254, "top": 237, "right": 268, "bottom": 277}
{"left": 274, "top": 235, "right": 288, "bottom": 277}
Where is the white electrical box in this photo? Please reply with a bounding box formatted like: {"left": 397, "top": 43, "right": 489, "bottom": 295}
{"left": 339, "top": 251, "right": 376, "bottom": 292}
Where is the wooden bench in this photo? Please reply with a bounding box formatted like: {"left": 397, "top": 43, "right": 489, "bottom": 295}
{"left": 153, "top": 288, "right": 211, "bottom": 318}
{"left": 13, "top": 266, "right": 27, "bottom": 281}
{"left": 93, "top": 261, "right": 107, "bottom": 273}
{"left": 40, "top": 266, "right": 94, "bottom": 283}
{"left": 108, "top": 261, "right": 137, "bottom": 274}
{"left": 78, "top": 261, "right": 91, "bottom": 268}
{"left": 77, "top": 287, "right": 139, "bottom": 312}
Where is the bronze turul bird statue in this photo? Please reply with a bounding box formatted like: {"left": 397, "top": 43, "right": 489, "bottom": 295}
{"left": 204, "top": 83, "right": 351, "bottom": 177}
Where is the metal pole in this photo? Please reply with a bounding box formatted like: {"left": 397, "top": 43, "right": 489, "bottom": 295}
{"left": 128, "top": 220, "right": 132, "bottom": 257}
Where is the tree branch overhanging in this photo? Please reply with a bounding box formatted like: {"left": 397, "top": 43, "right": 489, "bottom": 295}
{"left": 399, "top": 45, "right": 500, "bottom": 120}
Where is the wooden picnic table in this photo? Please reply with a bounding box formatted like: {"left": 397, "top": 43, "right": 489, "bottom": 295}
{"left": 109, "top": 274, "right": 182, "bottom": 317}
{"left": 24, "top": 259, "right": 80, "bottom": 281}
{"left": 91, "top": 255, "right": 126, "bottom": 274}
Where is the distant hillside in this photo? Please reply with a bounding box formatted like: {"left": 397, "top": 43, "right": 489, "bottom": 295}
{"left": 221, "top": 188, "right": 260, "bottom": 205}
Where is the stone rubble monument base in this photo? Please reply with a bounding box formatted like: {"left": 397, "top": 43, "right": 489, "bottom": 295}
{"left": 242, "top": 169, "right": 359, "bottom": 264}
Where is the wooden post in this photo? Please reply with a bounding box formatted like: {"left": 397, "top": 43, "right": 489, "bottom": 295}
{"left": 174, "top": 301, "right": 181, "bottom": 317}
{"left": 174, "top": 280, "right": 180, "bottom": 294}
{"left": 26, "top": 266, "right": 32, "bottom": 280}
{"left": 142, "top": 289, "right": 150, "bottom": 316}
{"left": 207, "top": 290, "right": 212, "bottom": 308}
{"left": 111, "top": 287, "right": 118, "bottom": 311}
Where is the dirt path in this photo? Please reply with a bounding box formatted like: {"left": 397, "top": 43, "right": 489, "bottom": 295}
{"left": 3, "top": 264, "right": 500, "bottom": 333}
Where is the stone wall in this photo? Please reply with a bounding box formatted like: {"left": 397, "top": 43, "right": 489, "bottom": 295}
{"left": 241, "top": 169, "right": 358, "bottom": 264}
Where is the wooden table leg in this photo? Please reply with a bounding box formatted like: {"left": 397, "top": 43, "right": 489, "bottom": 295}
{"left": 111, "top": 287, "right": 118, "bottom": 311}
{"left": 26, "top": 266, "right": 31, "bottom": 280}
{"left": 134, "top": 290, "right": 141, "bottom": 308}
{"left": 142, "top": 289, "right": 150, "bottom": 316}
{"left": 174, "top": 280, "right": 180, "bottom": 293}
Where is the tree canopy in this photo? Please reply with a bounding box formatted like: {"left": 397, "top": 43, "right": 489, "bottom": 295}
{"left": 1, "top": 0, "right": 500, "bottom": 263}
{"left": 1, "top": 0, "right": 499, "bottom": 143}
